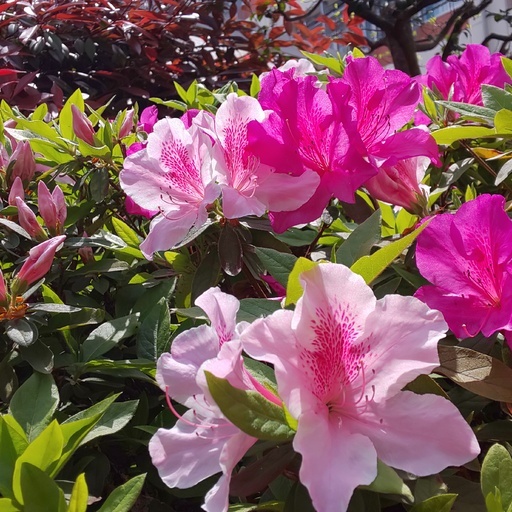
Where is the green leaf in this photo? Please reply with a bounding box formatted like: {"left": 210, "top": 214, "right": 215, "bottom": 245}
{"left": 437, "top": 345, "right": 512, "bottom": 402}
{"left": 229, "top": 502, "right": 284, "bottom": 511}
{"left": 301, "top": 50, "right": 343, "bottom": 74}
{"left": 59, "top": 89, "right": 85, "bottom": 140}
{"left": 204, "top": 371, "right": 294, "bottom": 442}
{"left": 9, "top": 372, "right": 59, "bottom": 441}
{"left": 336, "top": 209, "right": 381, "bottom": 267}
{"left": 237, "top": 298, "right": 282, "bottom": 323}
{"left": 486, "top": 489, "right": 505, "bottom": 512}
{"left": 481, "top": 444, "right": 512, "bottom": 511}
{"left": 285, "top": 258, "right": 319, "bottom": 306}
{"left": 97, "top": 473, "right": 146, "bottom": 512}
{"left": 0, "top": 416, "right": 28, "bottom": 498}
{"left": 219, "top": 223, "right": 243, "bottom": 276}
{"left": 19, "top": 340, "right": 54, "bottom": 374}
{"left": 191, "top": 248, "right": 221, "bottom": 303}
{"left": 12, "top": 421, "right": 63, "bottom": 504}
{"left": 496, "top": 159, "right": 512, "bottom": 185}
{"left": 20, "top": 463, "right": 67, "bottom": 512}
{"left": 111, "top": 217, "right": 141, "bottom": 248}
{"left": 254, "top": 247, "right": 297, "bottom": 287}
{"left": 495, "top": 109, "right": 512, "bottom": 134}
{"left": 482, "top": 85, "right": 512, "bottom": 112}
{"left": 4, "top": 318, "right": 39, "bottom": 347}
{"left": 81, "top": 314, "right": 140, "bottom": 361}
{"left": 89, "top": 167, "right": 110, "bottom": 202}
{"left": 250, "top": 74, "right": 261, "bottom": 97}
{"left": 409, "top": 494, "right": 457, "bottom": 512}
{"left": 68, "top": 473, "right": 88, "bottom": 512}
{"left": 360, "top": 459, "right": 413, "bottom": 501}
{"left": 136, "top": 297, "right": 171, "bottom": 360}
{"left": 432, "top": 126, "right": 496, "bottom": 145}
{"left": 0, "top": 498, "right": 21, "bottom": 511}
{"left": 350, "top": 220, "right": 430, "bottom": 284}
{"left": 437, "top": 101, "right": 496, "bottom": 121}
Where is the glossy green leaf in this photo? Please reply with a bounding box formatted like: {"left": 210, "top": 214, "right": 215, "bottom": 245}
{"left": 111, "top": 217, "right": 141, "bottom": 248}
{"left": 136, "top": 296, "right": 171, "bottom": 360}
{"left": 432, "top": 126, "right": 495, "bottom": 145}
{"left": 409, "top": 494, "right": 457, "bottom": 512}
{"left": 237, "top": 298, "right": 282, "bottom": 323}
{"left": 255, "top": 247, "right": 297, "bottom": 287}
{"left": 336, "top": 209, "right": 381, "bottom": 267}
{"left": 205, "top": 371, "right": 294, "bottom": 442}
{"left": 0, "top": 416, "right": 28, "bottom": 498}
{"left": 59, "top": 89, "right": 85, "bottom": 140}
{"left": 4, "top": 318, "right": 38, "bottom": 347}
{"left": 19, "top": 340, "right": 54, "bottom": 374}
{"left": 9, "top": 372, "right": 59, "bottom": 441}
{"left": 81, "top": 314, "right": 140, "bottom": 361}
{"left": 350, "top": 220, "right": 430, "bottom": 284}
{"left": 12, "top": 421, "right": 63, "bottom": 504}
{"left": 219, "top": 223, "right": 243, "bottom": 276}
{"left": 361, "top": 459, "right": 413, "bottom": 501}
{"left": 481, "top": 444, "right": 512, "bottom": 511}
{"left": 0, "top": 498, "right": 21, "bottom": 511}
{"left": 97, "top": 473, "right": 146, "bottom": 512}
{"left": 68, "top": 473, "right": 89, "bottom": 512}
{"left": 494, "top": 109, "right": 512, "bottom": 134}
{"left": 20, "top": 463, "right": 67, "bottom": 512}
{"left": 285, "top": 258, "right": 319, "bottom": 306}
{"left": 482, "top": 85, "right": 512, "bottom": 112}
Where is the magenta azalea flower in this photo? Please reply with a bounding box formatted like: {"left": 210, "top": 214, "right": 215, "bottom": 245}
{"left": 212, "top": 93, "right": 320, "bottom": 219}
{"left": 249, "top": 71, "right": 376, "bottom": 232}
{"left": 242, "top": 263, "right": 479, "bottom": 512}
{"left": 120, "top": 118, "right": 220, "bottom": 259}
{"left": 415, "top": 194, "right": 512, "bottom": 343}
{"left": 416, "top": 44, "right": 512, "bottom": 123}
{"left": 150, "top": 288, "right": 268, "bottom": 512}
{"left": 341, "top": 56, "right": 439, "bottom": 168}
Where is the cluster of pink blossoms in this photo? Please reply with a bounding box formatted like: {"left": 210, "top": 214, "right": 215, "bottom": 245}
{"left": 150, "top": 264, "right": 479, "bottom": 512}
{"left": 120, "top": 55, "right": 439, "bottom": 258}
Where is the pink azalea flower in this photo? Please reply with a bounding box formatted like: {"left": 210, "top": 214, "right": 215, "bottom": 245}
{"left": 149, "top": 288, "right": 265, "bottom": 512}
{"left": 139, "top": 105, "right": 158, "bottom": 133}
{"left": 416, "top": 44, "right": 512, "bottom": 124}
{"left": 120, "top": 117, "right": 220, "bottom": 259}
{"left": 364, "top": 156, "right": 430, "bottom": 215}
{"left": 340, "top": 56, "right": 439, "bottom": 168}
{"left": 211, "top": 93, "right": 320, "bottom": 219}
{"left": 249, "top": 71, "right": 376, "bottom": 232}
{"left": 37, "top": 181, "right": 67, "bottom": 236}
{"left": 13, "top": 235, "right": 66, "bottom": 293}
{"left": 242, "top": 263, "right": 480, "bottom": 512}
{"left": 415, "top": 194, "right": 512, "bottom": 343}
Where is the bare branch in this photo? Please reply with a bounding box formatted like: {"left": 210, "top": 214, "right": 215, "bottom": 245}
{"left": 344, "top": 0, "right": 395, "bottom": 31}
{"left": 442, "top": 0, "right": 492, "bottom": 58}
{"left": 401, "top": 0, "right": 446, "bottom": 19}
{"left": 415, "top": 3, "right": 470, "bottom": 51}
{"left": 482, "top": 32, "right": 512, "bottom": 46}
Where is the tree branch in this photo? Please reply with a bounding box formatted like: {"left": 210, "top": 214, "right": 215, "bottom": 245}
{"left": 482, "top": 32, "right": 512, "bottom": 46}
{"left": 343, "top": 0, "right": 395, "bottom": 31}
{"left": 415, "top": 3, "right": 470, "bottom": 51}
{"left": 442, "top": 0, "right": 492, "bottom": 58}
{"left": 401, "top": 0, "right": 446, "bottom": 19}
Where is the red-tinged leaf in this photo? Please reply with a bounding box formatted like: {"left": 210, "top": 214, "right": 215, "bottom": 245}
{"left": 437, "top": 345, "right": 512, "bottom": 402}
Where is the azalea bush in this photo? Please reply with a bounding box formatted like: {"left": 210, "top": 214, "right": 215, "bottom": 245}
{"left": 3, "top": 43, "right": 512, "bottom": 512}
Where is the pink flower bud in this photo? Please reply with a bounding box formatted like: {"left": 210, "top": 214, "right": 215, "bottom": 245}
{"left": 37, "top": 181, "right": 67, "bottom": 235}
{"left": 71, "top": 104, "right": 95, "bottom": 145}
{"left": 139, "top": 105, "right": 158, "bottom": 133}
{"left": 119, "top": 108, "right": 135, "bottom": 139}
{"left": 14, "top": 235, "right": 66, "bottom": 290}
{"left": 8, "top": 176, "right": 24, "bottom": 206}
{"left": 8, "top": 141, "right": 36, "bottom": 186}
{"left": 0, "top": 269, "right": 8, "bottom": 306}
{"left": 15, "top": 197, "right": 47, "bottom": 241}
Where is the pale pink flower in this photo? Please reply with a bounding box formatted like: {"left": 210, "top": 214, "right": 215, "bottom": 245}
{"left": 15, "top": 197, "right": 47, "bottom": 241}
{"left": 415, "top": 194, "right": 512, "bottom": 344}
{"left": 365, "top": 156, "right": 430, "bottom": 215}
{"left": 13, "top": 235, "right": 66, "bottom": 292}
{"left": 8, "top": 176, "right": 24, "bottom": 206}
{"left": 120, "top": 118, "right": 220, "bottom": 259}
{"left": 211, "top": 93, "right": 320, "bottom": 219}
{"left": 242, "top": 263, "right": 480, "bottom": 512}
{"left": 71, "top": 105, "right": 95, "bottom": 145}
{"left": 149, "top": 288, "right": 262, "bottom": 512}
{"left": 37, "top": 181, "right": 67, "bottom": 235}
